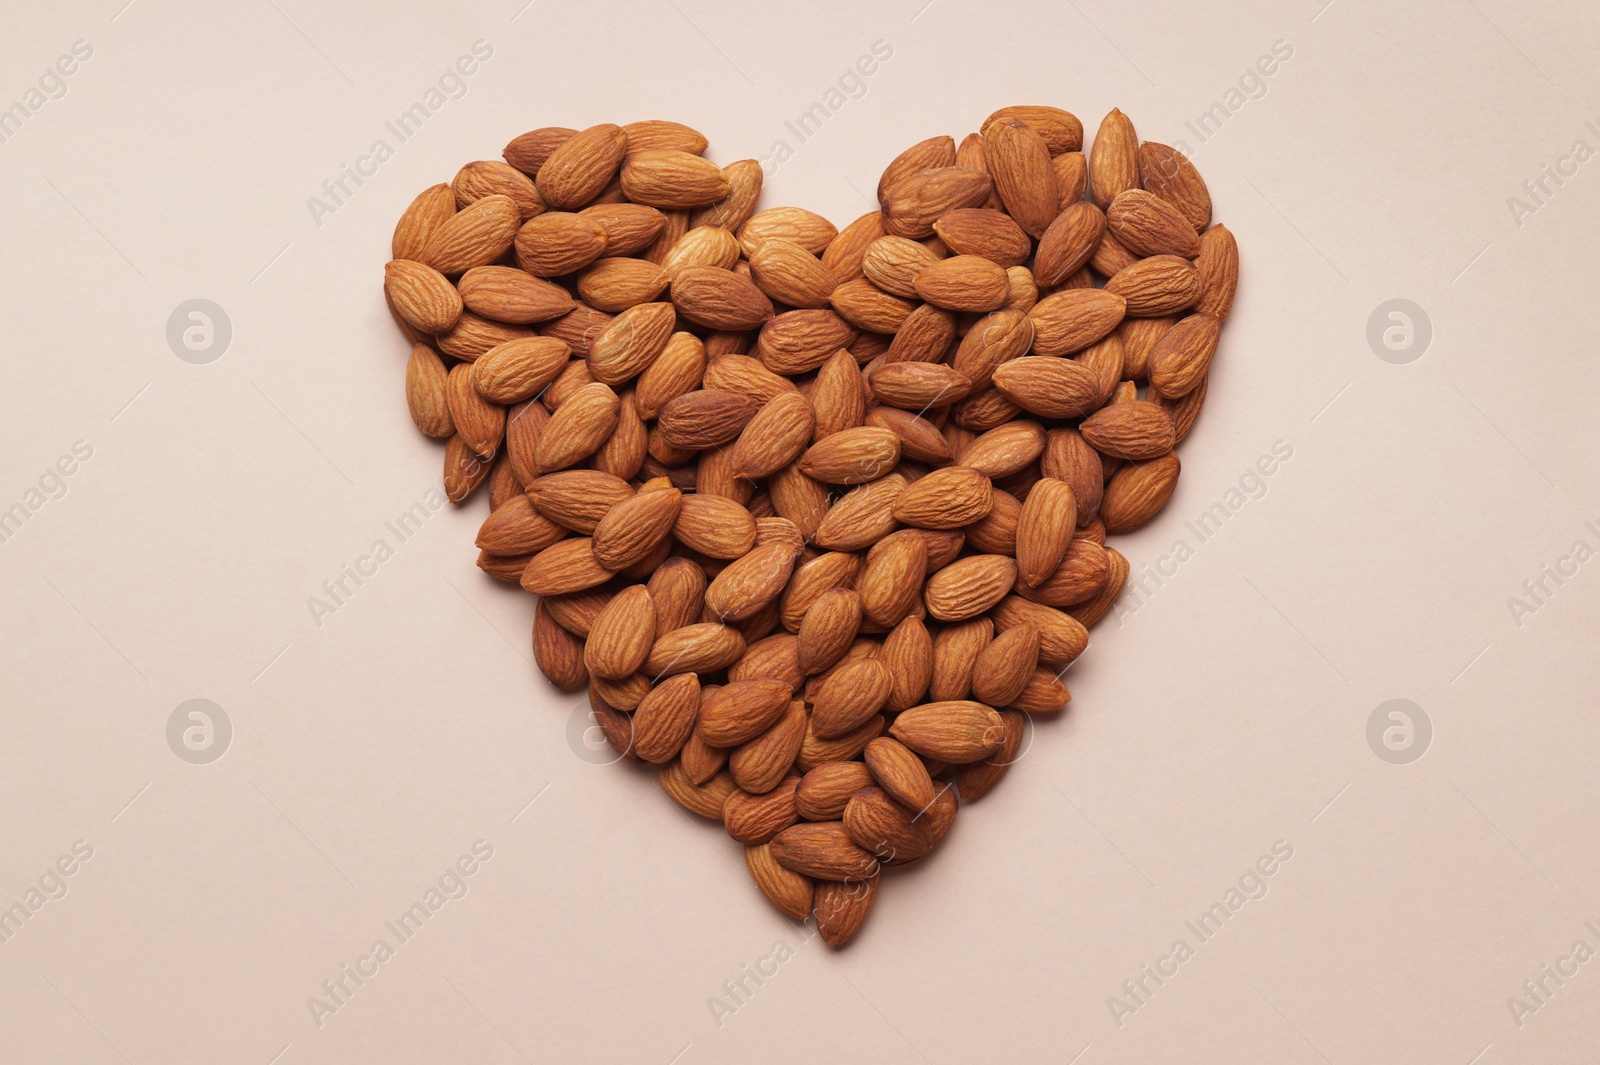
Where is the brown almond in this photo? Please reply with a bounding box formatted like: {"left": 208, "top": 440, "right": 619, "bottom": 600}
{"left": 392, "top": 184, "right": 457, "bottom": 261}
{"left": 644, "top": 622, "right": 746, "bottom": 677}
{"left": 514, "top": 211, "right": 609, "bottom": 277}
{"left": 738, "top": 206, "right": 838, "bottom": 257}
{"left": 1069, "top": 545, "right": 1130, "bottom": 629}
{"left": 882, "top": 166, "right": 992, "bottom": 238}
{"left": 890, "top": 701, "right": 1005, "bottom": 762}
{"left": 1089, "top": 108, "right": 1139, "bottom": 208}
{"left": 475, "top": 494, "right": 564, "bottom": 556}
{"left": 630, "top": 672, "right": 701, "bottom": 763}
{"left": 1101, "top": 453, "right": 1181, "bottom": 532}
{"left": 861, "top": 235, "right": 941, "bottom": 298}
{"left": 868, "top": 362, "right": 973, "bottom": 411}
{"left": 971, "top": 625, "right": 1041, "bottom": 707}
{"left": 1139, "top": 141, "right": 1211, "bottom": 231}
{"left": 1017, "top": 537, "right": 1111, "bottom": 608}
{"left": 863, "top": 737, "right": 936, "bottom": 813}
{"left": 1148, "top": 313, "right": 1221, "bottom": 399}
{"left": 745, "top": 842, "right": 814, "bottom": 920}
{"left": 384, "top": 260, "right": 463, "bottom": 335}
{"left": 536, "top": 123, "right": 627, "bottom": 209}
{"left": 844, "top": 787, "right": 933, "bottom": 861}
{"left": 857, "top": 530, "right": 928, "bottom": 628}
{"left": 528, "top": 470, "right": 633, "bottom": 532}
{"left": 813, "top": 877, "right": 878, "bottom": 948}
{"left": 1195, "top": 224, "right": 1239, "bottom": 320}
{"left": 797, "top": 715, "right": 885, "bottom": 772}
{"left": 891, "top": 466, "right": 994, "bottom": 529}
{"left": 797, "top": 588, "right": 864, "bottom": 676}
{"left": 983, "top": 117, "right": 1059, "bottom": 237}
{"left": 419, "top": 194, "right": 520, "bottom": 276}
{"left": 952, "top": 309, "right": 1034, "bottom": 391}
{"left": 954, "top": 710, "right": 1026, "bottom": 798}
{"left": 503, "top": 127, "right": 576, "bottom": 175}
{"left": 724, "top": 774, "right": 801, "bottom": 843}
{"left": 622, "top": 120, "right": 707, "bottom": 156}
{"left": 1107, "top": 188, "right": 1201, "bottom": 258}
{"left": 881, "top": 616, "right": 933, "bottom": 712}
{"left": 519, "top": 537, "right": 613, "bottom": 596}
{"left": 993, "top": 596, "right": 1088, "bottom": 668}
{"left": 729, "top": 391, "right": 816, "bottom": 479}
{"left": 796, "top": 762, "right": 875, "bottom": 821}
{"left": 749, "top": 239, "right": 839, "bottom": 308}
{"left": 584, "top": 585, "right": 656, "bottom": 680}
{"left": 586, "top": 301, "right": 676, "bottom": 385}
{"left": 405, "top": 343, "right": 454, "bottom": 438}
{"left": 533, "top": 381, "right": 619, "bottom": 472}
{"left": 934, "top": 208, "right": 1032, "bottom": 267}
{"left": 470, "top": 337, "right": 569, "bottom": 404}
{"left": 660, "top": 762, "right": 737, "bottom": 820}
{"left": 704, "top": 541, "right": 800, "bottom": 622}
{"left": 811, "top": 658, "right": 892, "bottom": 739}
{"left": 924, "top": 555, "right": 1017, "bottom": 622}
{"left": 798, "top": 426, "right": 901, "bottom": 485}
{"left": 657, "top": 388, "right": 761, "bottom": 449}
{"left": 697, "top": 678, "right": 793, "bottom": 747}
{"left": 984, "top": 105, "right": 1084, "bottom": 154}
{"left": 1027, "top": 289, "right": 1127, "bottom": 356}
{"left": 618, "top": 149, "right": 729, "bottom": 208}
{"left": 533, "top": 599, "right": 587, "bottom": 690}
{"left": 911, "top": 255, "right": 1010, "bottom": 313}
{"left": 452, "top": 159, "right": 544, "bottom": 221}
{"left": 729, "top": 709, "right": 807, "bottom": 797}
{"left": 769, "top": 822, "right": 879, "bottom": 882}
{"left": 959, "top": 420, "right": 1046, "bottom": 479}
{"left": 877, "top": 134, "right": 958, "bottom": 205}
{"left": 446, "top": 363, "right": 505, "bottom": 458}
{"left": 756, "top": 309, "right": 857, "bottom": 375}
{"left": 1033, "top": 202, "right": 1107, "bottom": 287}
{"left": 1015, "top": 477, "right": 1076, "bottom": 587}
{"left": 457, "top": 266, "right": 574, "bottom": 324}
{"left": 1080, "top": 401, "right": 1177, "bottom": 460}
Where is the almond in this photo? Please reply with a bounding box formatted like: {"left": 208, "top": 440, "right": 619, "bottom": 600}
{"left": 1026, "top": 289, "right": 1127, "bottom": 356}
{"left": 1195, "top": 224, "right": 1239, "bottom": 320}
{"left": 749, "top": 239, "right": 839, "bottom": 308}
{"left": 582, "top": 202, "right": 668, "bottom": 256}
{"left": 738, "top": 206, "right": 838, "bottom": 257}
{"left": 798, "top": 426, "right": 901, "bottom": 485}
{"left": 446, "top": 363, "right": 505, "bottom": 458}
{"left": 971, "top": 626, "right": 1040, "bottom": 707}
{"left": 861, "top": 235, "right": 941, "bottom": 298}
{"left": 690, "top": 159, "right": 763, "bottom": 231}
{"left": 959, "top": 420, "right": 1046, "bottom": 479}
{"left": 673, "top": 493, "right": 757, "bottom": 559}
{"left": 877, "top": 134, "right": 958, "bottom": 205}
{"left": 797, "top": 588, "right": 864, "bottom": 676}
{"left": 745, "top": 842, "right": 814, "bottom": 920}
{"left": 891, "top": 466, "right": 994, "bottom": 529}
{"left": 857, "top": 530, "right": 928, "bottom": 628}
{"left": 536, "top": 123, "right": 628, "bottom": 209}
{"left": 889, "top": 701, "right": 1005, "bottom": 762}
{"left": 1017, "top": 537, "right": 1111, "bottom": 608}
{"left": 405, "top": 343, "right": 454, "bottom": 439}
{"left": 797, "top": 715, "right": 884, "bottom": 773}
{"left": 1069, "top": 545, "right": 1130, "bottom": 629}
{"left": 1138, "top": 141, "right": 1211, "bottom": 232}
{"left": 533, "top": 599, "right": 587, "bottom": 689}
{"left": 660, "top": 762, "right": 737, "bottom": 820}
{"left": 952, "top": 308, "right": 1034, "bottom": 391}
{"left": 657, "top": 388, "right": 761, "bottom": 449}
{"left": 1107, "top": 189, "right": 1201, "bottom": 258}
{"left": 1105, "top": 254, "right": 1204, "bottom": 316}
{"left": 729, "top": 391, "right": 816, "bottom": 480}
{"left": 729, "top": 703, "right": 807, "bottom": 796}
{"left": 503, "top": 126, "right": 576, "bottom": 175}
{"left": 459, "top": 266, "right": 574, "bottom": 324}
{"left": 924, "top": 554, "right": 1015, "bottom": 621}
{"left": 882, "top": 166, "right": 992, "bottom": 238}
{"left": 704, "top": 541, "right": 800, "bottom": 622}
{"left": 1101, "top": 452, "right": 1181, "bottom": 532}
{"left": 392, "top": 184, "right": 457, "bottom": 261}
{"left": 796, "top": 762, "right": 875, "bottom": 821}
{"left": 644, "top": 622, "right": 746, "bottom": 677}
{"left": 863, "top": 737, "right": 936, "bottom": 812}
{"left": 756, "top": 309, "right": 857, "bottom": 375}
{"left": 811, "top": 657, "right": 892, "bottom": 739}
{"left": 452, "top": 159, "right": 544, "bottom": 220}
{"left": 992, "top": 596, "right": 1088, "bottom": 668}
{"left": 724, "top": 774, "right": 801, "bottom": 842}
{"left": 471, "top": 337, "right": 570, "bottom": 404}
{"left": 631, "top": 672, "right": 701, "bottom": 763}
{"left": 983, "top": 117, "right": 1059, "bottom": 237}
{"left": 619, "top": 149, "right": 729, "bottom": 208}
{"left": 475, "top": 494, "right": 565, "bottom": 556}
{"left": 812, "top": 475, "right": 906, "bottom": 551}
{"left": 984, "top": 105, "right": 1084, "bottom": 154}
{"left": 528, "top": 470, "right": 633, "bottom": 533}
{"left": 1089, "top": 108, "right": 1139, "bottom": 208}
{"left": 912, "top": 255, "right": 1010, "bottom": 312}
{"left": 991, "top": 356, "right": 1103, "bottom": 420}
{"left": 884, "top": 304, "right": 957, "bottom": 365}
{"left": 1147, "top": 313, "right": 1221, "bottom": 399}
{"left": 584, "top": 585, "right": 656, "bottom": 680}
{"left": 954, "top": 710, "right": 1026, "bottom": 798}
{"left": 769, "top": 822, "right": 879, "bottom": 882}
{"left": 845, "top": 787, "right": 933, "bottom": 861}
{"left": 1033, "top": 202, "right": 1106, "bottom": 287}
{"left": 880, "top": 616, "right": 933, "bottom": 712}
{"left": 384, "top": 260, "right": 463, "bottom": 335}
{"left": 1015, "top": 477, "right": 1076, "bottom": 587}
{"left": 930, "top": 617, "right": 990, "bottom": 701}
{"left": 933, "top": 208, "right": 1032, "bottom": 267}
{"left": 868, "top": 362, "right": 973, "bottom": 411}
{"left": 821, "top": 210, "right": 886, "bottom": 282}
{"left": 519, "top": 537, "right": 613, "bottom": 596}
{"left": 1080, "top": 401, "right": 1177, "bottom": 459}
{"left": 515, "top": 211, "right": 609, "bottom": 277}
{"left": 533, "top": 381, "right": 619, "bottom": 472}
{"left": 813, "top": 877, "right": 878, "bottom": 948}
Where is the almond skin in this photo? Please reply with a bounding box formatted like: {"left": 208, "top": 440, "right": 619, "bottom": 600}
{"left": 1148, "top": 313, "right": 1222, "bottom": 399}
{"left": 814, "top": 877, "right": 879, "bottom": 948}
{"left": 892, "top": 466, "right": 994, "bottom": 529}
{"left": 882, "top": 166, "right": 992, "bottom": 238}
{"left": 811, "top": 658, "right": 893, "bottom": 739}
{"left": 1195, "top": 224, "right": 1240, "bottom": 320}
{"left": 863, "top": 737, "right": 936, "bottom": 812}
{"left": 536, "top": 123, "right": 628, "bottom": 209}
{"left": 533, "top": 382, "right": 619, "bottom": 473}
{"left": 1089, "top": 108, "right": 1139, "bottom": 208}
{"left": 971, "top": 625, "right": 1041, "bottom": 707}
{"left": 1080, "top": 401, "right": 1178, "bottom": 460}
{"left": 729, "top": 709, "right": 807, "bottom": 796}
{"left": 724, "top": 775, "right": 801, "bottom": 843}
{"left": 385, "top": 260, "right": 463, "bottom": 335}
{"left": 644, "top": 623, "right": 746, "bottom": 677}
{"left": 924, "top": 555, "right": 1018, "bottom": 621}
{"left": 1034, "top": 203, "right": 1107, "bottom": 287}
{"left": 673, "top": 493, "right": 757, "bottom": 559}
{"left": 672, "top": 265, "right": 775, "bottom": 331}
{"left": 844, "top": 787, "right": 933, "bottom": 861}
{"left": 1015, "top": 477, "right": 1076, "bottom": 588}
{"left": 798, "top": 427, "right": 901, "bottom": 485}
{"left": 587, "top": 302, "right": 676, "bottom": 385}
{"left": 1026, "top": 289, "right": 1127, "bottom": 356}
{"left": 459, "top": 266, "right": 575, "bottom": 324}
{"left": 889, "top": 701, "right": 1005, "bottom": 762}
{"left": 769, "top": 822, "right": 879, "bottom": 882}
{"left": 912, "top": 255, "right": 1010, "bottom": 312}
{"left": 1139, "top": 141, "right": 1211, "bottom": 231}
{"left": 471, "top": 337, "right": 570, "bottom": 404}
{"left": 405, "top": 344, "right": 454, "bottom": 439}
{"left": 730, "top": 391, "right": 816, "bottom": 480}
{"left": 515, "top": 211, "right": 609, "bottom": 277}
{"left": 1107, "top": 189, "right": 1202, "bottom": 258}
{"left": 620, "top": 149, "right": 730, "bottom": 208}
{"left": 704, "top": 541, "right": 800, "bottom": 622}
{"left": 745, "top": 842, "right": 814, "bottom": 920}
{"left": 1101, "top": 452, "right": 1181, "bottom": 532}
{"left": 983, "top": 117, "right": 1059, "bottom": 237}
{"left": 934, "top": 208, "right": 1032, "bottom": 267}
{"left": 632, "top": 672, "right": 701, "bottom": 763}
{"left": 584, "top": 585, "right": 656, "bottom": 680}
{"left": 419, "top": 194, "right": 520, "bottom": 276}
{"left": 393, "top": 184, "right": 457, "bottom": 261}
{"left": 880, "top": 616, "right": 933, "bottom": 712}
{"left": 797, "top": 588, "right": 864, "bottom": 676}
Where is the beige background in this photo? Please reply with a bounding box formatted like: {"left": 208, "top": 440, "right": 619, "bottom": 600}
{"left": 2, "top": 0, "right": 1597, "bottom": 1061}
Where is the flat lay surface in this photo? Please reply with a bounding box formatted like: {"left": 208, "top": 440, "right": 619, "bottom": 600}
{"left": 1, "top": 1, "right": 1596, "bottom": 1062}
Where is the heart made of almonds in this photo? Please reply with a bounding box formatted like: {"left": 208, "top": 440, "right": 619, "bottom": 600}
{"left": 384, "top": 108, "right": 1237, "bottom": 948}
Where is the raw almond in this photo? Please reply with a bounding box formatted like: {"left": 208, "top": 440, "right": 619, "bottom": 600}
{"left": 889, "top": 701, "right": 1005, "bottom": 762}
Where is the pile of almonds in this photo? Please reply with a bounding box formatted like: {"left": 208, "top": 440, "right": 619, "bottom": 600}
{"left": 384, "top": 107, "right": 1237, "bottom": 947}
